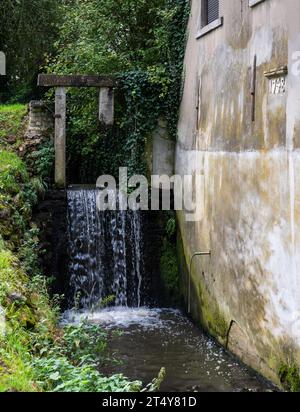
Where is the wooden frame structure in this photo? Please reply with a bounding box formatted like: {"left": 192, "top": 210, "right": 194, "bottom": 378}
{"left": 38, "top": 74, "right": 116, "bottom": 188}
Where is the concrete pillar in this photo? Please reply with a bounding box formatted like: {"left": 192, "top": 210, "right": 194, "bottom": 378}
{"left": 55, "top": 87, "right": 66, "bottom": 188}
{"left": 99, "top": 87, "right": 114, "bottom": 126}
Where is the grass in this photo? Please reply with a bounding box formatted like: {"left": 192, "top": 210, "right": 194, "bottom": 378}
{"left": 0, "top": 150, "right": 32, "bottom": 245}
{"left": 0, "top": 104, "right": 27, "bottom": 113}
{"left": 0, "top": 151, "right": 29, "bottom": 194}
{"left": 0, "top": 326, "right": 37, "bottom": 392}
{"left": 0, "top": 240, "right": 53, "bottom": 392}
{"left": 0, "top": 104, "right": 27, "bottom": 149}
{"left": 0, "top": 108, "right": 56, "bottom": 391}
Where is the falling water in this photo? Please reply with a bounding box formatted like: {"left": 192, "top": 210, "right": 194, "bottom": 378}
{"left": 130, "top": 212, "right": 143, "bottom": 307}
{"left": 67, "top": 188, "right": 145, "bottom": 309}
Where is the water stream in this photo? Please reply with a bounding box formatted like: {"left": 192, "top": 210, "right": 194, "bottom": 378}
{"left": 65, "top": 188, "right": 274, "bottom": 392}
{"left": 67, "top": 188, "right": 146, "bottom": 308}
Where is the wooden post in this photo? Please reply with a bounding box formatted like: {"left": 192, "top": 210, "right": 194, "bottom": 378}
{"left": 55, "top": 87, "right": 66, "bottom": 188}
{"left": 99, "top": 87, "right": 114, "bottom": 126}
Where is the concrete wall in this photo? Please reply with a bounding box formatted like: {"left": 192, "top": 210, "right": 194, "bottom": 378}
{"left": 152, "top": 118, "right": 175, "bottom": 184}
{"left": 176, "top": 0, "right": 300, "bottom": 385}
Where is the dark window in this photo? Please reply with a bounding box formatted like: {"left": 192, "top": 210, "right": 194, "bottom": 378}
{"left": 207, "top": 0, "right": 219, "bottom": 24}
{"left": 202, "top": 0, "right": 219, "bottom": 26}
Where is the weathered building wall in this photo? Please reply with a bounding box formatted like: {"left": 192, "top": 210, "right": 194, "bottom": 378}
{"left": 176, "top": 0, "right": 300, "bottom": 385}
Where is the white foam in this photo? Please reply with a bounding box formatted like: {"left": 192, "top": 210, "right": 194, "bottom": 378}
{"left": 61, "top": 307, "right": 182, "bottom": 329}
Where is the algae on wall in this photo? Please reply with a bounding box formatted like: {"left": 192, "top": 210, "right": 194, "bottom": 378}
{"left": 176, "top": 227, "right": 228, "bottom": 342}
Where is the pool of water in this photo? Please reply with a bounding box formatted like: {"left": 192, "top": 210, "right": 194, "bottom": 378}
{"left": 62, "top": 307, "right": 276, "bottom": 392}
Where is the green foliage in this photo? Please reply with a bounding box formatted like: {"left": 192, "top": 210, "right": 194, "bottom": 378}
{"left": 160, "top": 238, "right": 181, "bottom": 307}
{"left": 0, "top": 247, "right": 27, "bottom": 303}
{"left": 166, "top": 217, "right": 176, "bottom": 238}
{"left": 0, "top": 151, "right": 29, "bottom": 194}
{"left": 0, "top": 104, "right": 27, "bottom": 146}
{"left": 0, "top": 0, "right": 60, "bottom": 102}
{"left": 0, "top": 151, "right": 44, "bottom": 247}
{"left": 32, "top": 323, "right": 142, "bottom": 392}
{"left": 0, "top": 2, "right": 189, "bottom": 392}
{"left": 0, "top": 325, "right": 37, "bottom": 392}
{"left": 90, "top": 295, "right": 116, "bottom": 312}
{"left": 0, "top": 105, "right": 27, "bottom": 114}
{"left": 60, "top": 324, "right": 108, "bottom": 365}
{"left": 18, "top": 227, "right": 42, "bottom": 276}
{"left": 33, "top": 356, "right": 142, "bottom": 392}
{"left": 46, "top": 0, "right": 190, "bottom": 182}
{"left": 0, "top": 126, "right": 59, "bottom": 391}
{"left": 278, "top": 364, "right": 300, "bottom": 392}
{"left": 160, "top": 211, "right": 181, "bottom": 306}
{"left": 48, "top": 0, "right": 166, "bottom": 74}
{"left": 0, "top": 149, "right": 143, "bottom": 392}
{"left": 1, "top": 233, "right": 138, "bottom": 393}
{"left": 29, "top": 140, "right": 55, "bottom": 180}
{"left": 0, "top": 243, "right": 60, "bottom": 392}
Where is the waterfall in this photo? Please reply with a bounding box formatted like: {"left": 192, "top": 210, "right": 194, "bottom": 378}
{"left": 131, "top": 212, "right": 143, "bottom": 308}
{"left": 67, "top": 188, "right": 145, "bottom": 309}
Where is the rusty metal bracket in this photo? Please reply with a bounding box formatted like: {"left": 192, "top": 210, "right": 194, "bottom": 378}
{"left": 188, "top": 251, "right": 211, "bottom": 314}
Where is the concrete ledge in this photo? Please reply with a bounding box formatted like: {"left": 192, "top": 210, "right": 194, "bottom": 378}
{"left": 196, "top": 17, "right": 223, "bottom": 39}
{"left": 249, "top": 0, "right": 265, "bottom": 7}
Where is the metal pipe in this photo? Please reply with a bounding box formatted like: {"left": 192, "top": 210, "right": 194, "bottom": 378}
{"left": 251, "top": 54, "right": 257, "bottom": 122}
{"left": 188, "top": 251, "right": 211, "bottom": 314}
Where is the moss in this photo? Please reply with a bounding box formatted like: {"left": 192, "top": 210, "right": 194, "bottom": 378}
{"left": 196, "top": 281, "right": 228, "bottom": 342}
{"left": 177, "top": 227, "right": 228, "bottom": 342}
{"left": 0, "top": 249, "right": 27, "bottom": 299}
{"left": 0, "top": 151, "right": 29, "bottom": 194}
{"left": 0, "top": 328, "right": 37, "bottom": 392}
{"left": 0, "top": 241, "right": 57, "bottom": 391}
{"left": 160, "top": 238, "right": 182, "bottom": 307}
{"left": 0, "top": 108, "right": 59, "bottom": 391}
{"left": 0, "top": 243, "right": 58, "bottom": 392}
{"left": 278, "top": 364, "right": 300, "bottom": 392}
{"left": 207, "top": 312, "right": 228, "bottom": 342}
{"left": 0, "top": 150, "right": 42, "bottom": 249}
{"left": 0, "top": 104, "right": 27, "bottom": 149}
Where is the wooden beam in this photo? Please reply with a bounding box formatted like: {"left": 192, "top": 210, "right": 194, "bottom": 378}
{"left": 38, "top": 74, "right": 116, "bottom": 88}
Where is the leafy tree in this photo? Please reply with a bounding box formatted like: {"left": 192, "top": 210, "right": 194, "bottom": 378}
{"left": 49, "top": 0, "right": 165, "bottom": 74}
{"left": 47, "top": 0, "right": 190, "bottom": 182}
{"left": 0, "top": 0, "right": 60, "bottom": 102}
